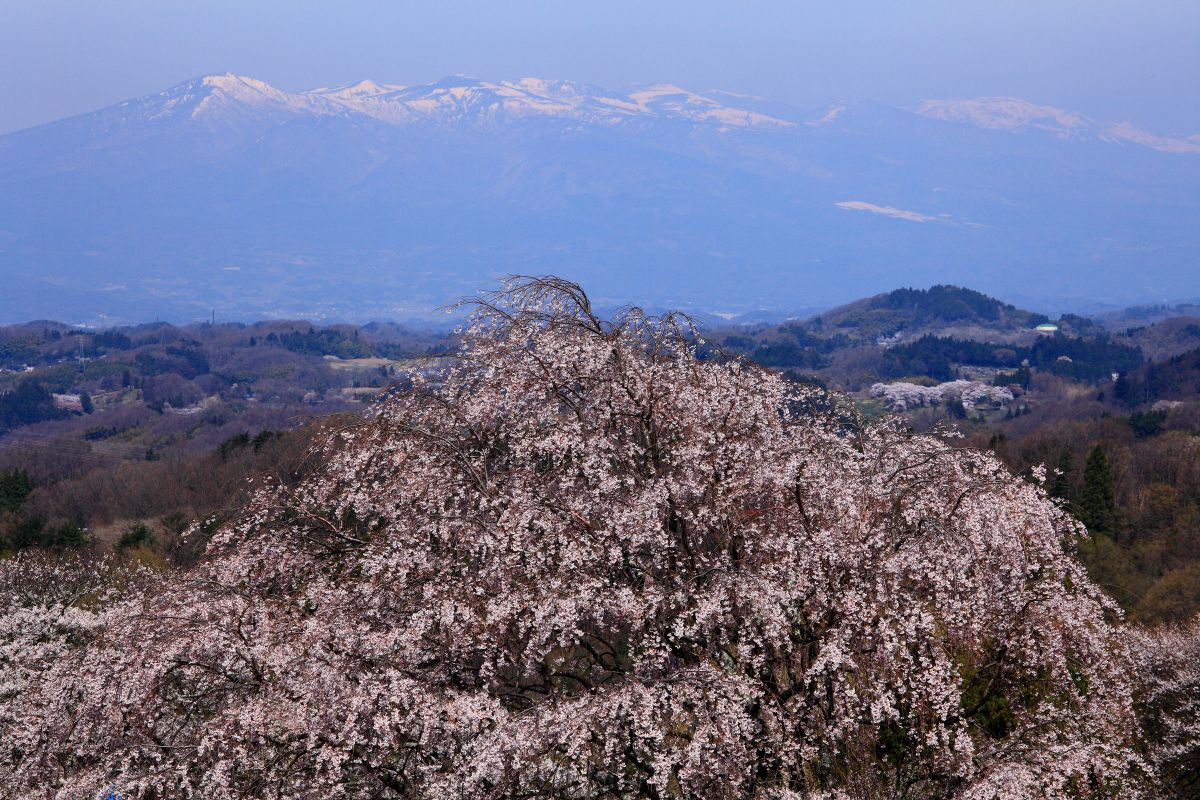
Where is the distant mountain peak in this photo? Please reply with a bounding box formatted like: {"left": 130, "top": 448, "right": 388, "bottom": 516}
{"left": 193, "top": 73, "right": 305, "bottom": 107}
{"left": 146, "top": 73, "right": 331, "bottom": 123}
{"left": 200, "top": 73, "right": 274, "bottom": 92}
{"left": 320, "top": 78, "right": 403, "bottom": 97}
{"left": 79, "top": 76, "right": 1200, "bottom": 150}
{"left": 3, "top": 72, "right": 1198, "bottom": 324}
{"left": 917, "top": 96, "right": 1200, "bottom": 154}
{"left": 131, "top": 73, "right": 799, "bottom": 130}
{"left": 917, "top": 97, "right": 1091, "bottom": 135}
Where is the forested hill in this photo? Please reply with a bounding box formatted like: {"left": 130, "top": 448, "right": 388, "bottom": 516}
{"left": 706, "top": 285, "right": 1136, "bottom": 383}
{"left": 712, "top": 285, "right": 1057, "bottom": 362}
{"left": 1115, "top": 345, "right": 1200, "bottom": 405}
{"left": 809, "top": 285, "right": 1052, "bottom": 341}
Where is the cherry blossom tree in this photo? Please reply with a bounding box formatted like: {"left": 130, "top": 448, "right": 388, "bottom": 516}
{"left": 1, "top": 278, "right": 1155, "bottom": 798}
{"left": 0, "top": 549, "right": 146, "bottom": 784}
{"left": 1131, "top": 616, "right": 1200, "bottom": 798}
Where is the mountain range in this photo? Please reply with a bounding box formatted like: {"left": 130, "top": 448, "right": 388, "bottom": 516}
{"left": 1, "top": 74, "right": 1198, "bottom": 324}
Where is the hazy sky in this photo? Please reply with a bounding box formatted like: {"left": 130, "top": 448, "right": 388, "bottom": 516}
{"left": 3, "top": 0, "right": 1199, "bottom": 134}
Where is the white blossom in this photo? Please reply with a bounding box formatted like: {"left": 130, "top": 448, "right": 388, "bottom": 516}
{"left": 871, "top": 380, "right": 1014, "bottom": 412}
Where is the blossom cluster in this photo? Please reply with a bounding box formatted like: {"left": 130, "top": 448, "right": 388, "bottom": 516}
{"left": 1130, "top": 617, "right": 1200, "bottom": 794}
{"left": 870, "top": 380, "right": 1015, "bottom": 412}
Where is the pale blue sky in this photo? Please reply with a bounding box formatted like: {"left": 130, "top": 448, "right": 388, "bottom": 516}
{"left": 3, "top": 0, "right": 1198, "bottom": 134}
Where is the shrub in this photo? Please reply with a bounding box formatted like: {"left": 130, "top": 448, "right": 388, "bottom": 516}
{"left": 116, "top": 522, "right": 154, "bottom": 551}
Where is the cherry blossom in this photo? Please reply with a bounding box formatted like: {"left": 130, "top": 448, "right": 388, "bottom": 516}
{"left": 1130, "top": 616, "right": 1200, "bottom": 797}
{"left": 1, "top": 279, "right": 1158, "bottom": 798}
{"left": 871, "top": 380, "right": 1014, "bottom": 412}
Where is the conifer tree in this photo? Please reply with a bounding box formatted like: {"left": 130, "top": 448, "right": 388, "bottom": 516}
{"left": 0, "top": 468, "right": 32, "bottom": 513}
{"left": 1080, "top": 444, "right": 1117, "bottom": 534}
{"left": 1047, "top": 447, "right": 1074, "bottom": 501}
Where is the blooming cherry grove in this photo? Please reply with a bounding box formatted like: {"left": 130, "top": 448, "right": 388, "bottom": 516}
{"left": 870, "top": 381, "right": 1014, "bottom": 413}
{"left": 1, "top": 278, "right": 1182, "bottom": 798}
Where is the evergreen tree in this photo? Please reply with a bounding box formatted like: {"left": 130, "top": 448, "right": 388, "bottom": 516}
{"left": 0, "top": 381, "right": 67, "bottom": 432}
{"left": 0, "top": 469, "right": 32, "bottom": 513}
{"left": 116, "top": 522, "right": 154, "bottom": 550}
{"left": 1079, "top": 445, "right": 1117, "bottom": 534}
{"left": 1047, "top": 447, "right": 1074, "bottom": 501}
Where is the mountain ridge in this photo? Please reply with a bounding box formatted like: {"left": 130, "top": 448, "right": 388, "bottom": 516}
{"left": 34, "top": 73, "right": 803, "bottom": 132}
{"left": 914, "top": 96, "right": 1200, "bottom": 154}
{"left": 2, "top": 74, "right": 1198, "bottom": 325}
{"left": 12, "top": 73, "right": 1198, "bottom": 148}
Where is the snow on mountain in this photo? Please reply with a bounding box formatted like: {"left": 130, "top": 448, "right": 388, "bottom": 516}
{"left": 916, "top": 97, "right": 1092, "bottom": 136}
{"left": 835, "top": 201, "right": 935, "bottom": 223}
{"left": 625, "top": 84, "right": 794, "bottom": 127}
{"left": 807, "top": 104, "right": 846, "bottom": 126}
{"left": 311, "top": 76, "right": 796, "bottom": 127}
{"left": 1102, "top": 122, "right": 1200, "bottom": 154}
{"left": 77, "top": 75, "right": 1196, "bottom": 148}
{"left": 192, "top": 74, "right": 321, "bottom": 116}
{"left": 150, "top": 73, "right": 338, "bottom": 121}
{"left": 916, "top": 96, "right": 1200, "bottom": 153}
{"left": 314, "top": 79, "right": 403, "bottom": 98}
{"left": 127, "top": 74, "right": 798, "bottom": 130}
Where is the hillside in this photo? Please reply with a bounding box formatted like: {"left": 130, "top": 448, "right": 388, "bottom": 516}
{"left": 803, "top": 284, "right": 1051, "bottom": 342}
{"left": 1118, "top": 315, "right": 1200, "bottom": 360}
{"left": 0, "top": 305, "right": 701, "bottom": 551}
{"left": 1096, "top": 303, "right": 1200, "bottom": 331}
{"left": 1114, "top": 345, "right": 1200, "bottom": 405}
{"left": 708, "top": 285, "right": 1137, "bottom": 386}
{"left": 0, "top": 318, "right": 447, "bottom": 550}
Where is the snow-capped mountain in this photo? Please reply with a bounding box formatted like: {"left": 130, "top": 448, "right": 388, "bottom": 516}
{"left": 99, "top": 74, "right": 328, "bottom": 132}
{"left": 916, "top": 96, "right": 1200, "bottom": 153}
{"left": 315, "top": 75, "right": 793, "bottom": 127}
{"left": 125, "top": 73, "right": 797, "bottom": 130}
{"left": 1, "top": 75, "right": 1198, "bottom": 323}
{"left": 102, "top": 74, "right": 1195, "bottom": 147}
